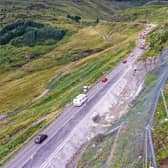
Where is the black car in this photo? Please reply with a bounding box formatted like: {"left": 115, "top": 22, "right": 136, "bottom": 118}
{"left": 34, "top": 134, "right": 48, "bottom": 144}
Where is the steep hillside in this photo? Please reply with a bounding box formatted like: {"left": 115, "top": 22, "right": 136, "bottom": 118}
{"left": 113, "top": 0, "right": 151, "bottom": 5}
{"left": 0, "top": 0, "right": 131, "bottom": 22}
{"left": 0, "top": 15, "right": 144, "bottom": 167}
{"left": 0, "top": 0, "right": 168, "bottom": 166}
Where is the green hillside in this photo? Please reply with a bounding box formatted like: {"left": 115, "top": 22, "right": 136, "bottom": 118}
{"left": 0, "top": 0, "right": 131, "bottom": 23}
{"left": 0, "top": 0, "right": 168, "bottom": 166}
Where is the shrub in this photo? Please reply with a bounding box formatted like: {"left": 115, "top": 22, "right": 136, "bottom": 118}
{"left": 67, "top": 14, "right": 81, "bottom": 22}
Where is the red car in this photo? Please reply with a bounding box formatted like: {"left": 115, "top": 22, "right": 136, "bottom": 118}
{"left": 101, "top": 77, "right": 108, "bottom": 83}
{"left": 122, "top": 60, "right": 127, "bottom": 64}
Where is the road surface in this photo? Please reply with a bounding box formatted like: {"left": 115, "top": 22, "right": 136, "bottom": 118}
{"left": 2, "top": 24, "right": 156, "bottom": 168}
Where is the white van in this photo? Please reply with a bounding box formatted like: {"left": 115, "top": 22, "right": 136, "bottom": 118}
{"left": 73, "top": 94, "right": 88, "bottom": 107}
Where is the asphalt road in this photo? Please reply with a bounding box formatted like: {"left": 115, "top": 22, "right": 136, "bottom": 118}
{"left": 2, "top": 25, "right": 156, "bottom": 168}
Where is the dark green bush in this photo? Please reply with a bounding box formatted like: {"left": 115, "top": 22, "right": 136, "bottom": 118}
{"left": 0, "top": 20, "right": 44, "bottom": 36}
{"left": 0, "top": 20, "right": 65, "bottom": 46}
{"left": 67, "top": 15, "right": 81, "bottom": 22}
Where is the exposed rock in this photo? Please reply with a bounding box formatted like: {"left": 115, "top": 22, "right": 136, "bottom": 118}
{"left": 24, "top": 55, "right": 32, "bottom": 61}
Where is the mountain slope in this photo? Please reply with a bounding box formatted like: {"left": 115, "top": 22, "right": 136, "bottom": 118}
{"left": 0, "top": 0, "right": 168, "bottom": 166}
{"left": 0, "top": 0, "right": 132, "bottom": 21}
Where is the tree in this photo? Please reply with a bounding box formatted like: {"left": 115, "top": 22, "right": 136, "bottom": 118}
{"left": 67, "top": 15, "right": 81, "bottom": 23}
{"left": 96, "top": 17, "right": 100, "bottom": 24}
{"left": 67, "top": 14, "right": 71, "bottom": 18}
{"left": 74, "top": 16, "right": 81, "bottom": 22}
{"left": 0, "top": 20, "right": 65, "bottom": 46}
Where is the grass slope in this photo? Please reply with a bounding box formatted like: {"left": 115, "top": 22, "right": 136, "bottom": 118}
{"left": 0, "top": 0, "right": 131, "bottom": 23}
{"left": 153, "top": 80, "right": 168, "bottom": 167}
{"left": 0, "top": 20, "right": 143, "bottom": 164}
{"left": 1, "top": 0, "right": 168, "bottom": 165}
